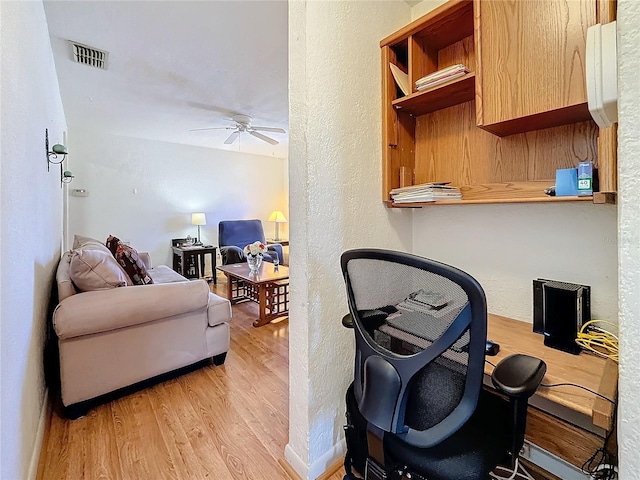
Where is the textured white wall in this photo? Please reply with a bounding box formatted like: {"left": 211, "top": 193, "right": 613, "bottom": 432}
{"left": 67, "top": 129, "right": 288, "bottom": 269}
{"left": 412, "top": 203, "right": 618, "bottom": 323}
{"left": 616, "top": 0, "right": 640, "bottom": 476}
{"left": 411, "top": 0, "right": 448, "bottom": 20}
{"left": 0, "top": 2, "right": 67, "bottom": 479}
{"left": 287, "top": 1, "right": 412, "bottom": 478}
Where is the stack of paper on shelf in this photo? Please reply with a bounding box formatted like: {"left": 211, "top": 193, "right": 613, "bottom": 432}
{"left": 415, "top": 64, "right": 469, "bottom": 91}
{"left": 390, "top": 183, "right": 462, "bottom": 203}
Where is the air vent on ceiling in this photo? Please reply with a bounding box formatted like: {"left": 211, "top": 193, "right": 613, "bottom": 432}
{"left": 69, "top": 41, "right": 109, "bottom": 70}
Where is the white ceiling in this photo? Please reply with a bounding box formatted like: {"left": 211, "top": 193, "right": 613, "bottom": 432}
{"left": 43, "top": 1, "right": 289, "bottom": 158}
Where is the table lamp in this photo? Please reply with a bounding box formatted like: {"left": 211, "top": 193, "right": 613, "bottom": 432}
{"left": 191, "top": 213, "right": 206, "bottom": 246}
{"left": 268, "top": 211, "right": 287, "bottom": 241}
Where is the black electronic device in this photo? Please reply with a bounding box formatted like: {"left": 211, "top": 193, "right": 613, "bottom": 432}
{"left": 485, "top": 340, "right": 500, "bottom": 356}
{"left": 533, "top": 279, "right": 590, "bottom": 355}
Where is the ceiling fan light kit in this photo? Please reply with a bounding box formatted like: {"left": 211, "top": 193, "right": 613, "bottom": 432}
{"left": 190, "top": 114, "right": 286, "bottom": 145}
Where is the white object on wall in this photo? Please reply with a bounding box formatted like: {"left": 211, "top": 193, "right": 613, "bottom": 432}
{"left": 586, "top": 21, "right": 618, "bottom": 128}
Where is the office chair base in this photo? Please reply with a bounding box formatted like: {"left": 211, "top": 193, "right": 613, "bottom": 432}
{"left": 365, "top": 458, "right": 388, "bottom": 480}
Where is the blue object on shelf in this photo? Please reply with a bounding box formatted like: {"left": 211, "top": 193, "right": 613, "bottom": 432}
{"left": 555, "top": 168, "right": 579, "bottom": 196}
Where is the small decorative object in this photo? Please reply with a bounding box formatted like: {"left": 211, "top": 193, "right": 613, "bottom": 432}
{"left": 244, "top": 241, "right": 267, "bottom": 272}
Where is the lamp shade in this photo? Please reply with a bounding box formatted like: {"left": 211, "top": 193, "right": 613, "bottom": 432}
{"left": 268, "top": 211, "right": 287, "bottom": 223}
{"left": 191, "top": 213, "right": 207, "bottom": 226}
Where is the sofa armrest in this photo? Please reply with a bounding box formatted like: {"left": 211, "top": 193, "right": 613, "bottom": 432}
{"left": 207, "top": 292, "right": 232, "bottom": 327}
{"left": 138, "top": 251, "right": 152, "bottom": 270}
{"left": 220, "top": 245, "right": 244, "bottom": 265}
{"left": 266, "top": 244, "right": 284, "bottom": 264}
{"left": 54, "top": 280, "right": 210, "bottom": 339}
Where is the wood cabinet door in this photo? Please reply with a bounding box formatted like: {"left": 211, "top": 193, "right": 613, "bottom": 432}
{"left": 475, "top": 0, "right": 596, "bottom": 134}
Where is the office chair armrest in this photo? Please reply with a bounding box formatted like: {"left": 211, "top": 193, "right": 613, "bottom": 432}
{"left": 342, "top": 313, "right": 354, "bottom": 328}
{"left": 491, "top": 354, "right": 547, "bottom": 399}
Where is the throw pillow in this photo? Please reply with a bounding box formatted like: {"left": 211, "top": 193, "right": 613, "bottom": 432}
{"left": 105, "top": 235, "right": 121, "bottom": 256}
{"left": 69, "top": 248, "right": 129, "bottom": 291}
{"left": 114, "top": 244, "right": 154, "bottom": 285}
{"left": 72, "top": 234, "right": 104, "bottom": 249}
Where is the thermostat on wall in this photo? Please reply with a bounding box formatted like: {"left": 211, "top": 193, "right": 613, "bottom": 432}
{"left": 70, "top": 189, "right": 89, "bottom": 197}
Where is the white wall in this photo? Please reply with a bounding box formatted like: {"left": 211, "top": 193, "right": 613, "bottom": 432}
{"left": 0, "top": 2, "right": 67, "bottom": 479}
{"left": 413, "top": 203, "right": 618, "bottom": 323}
{"left": 67, "top": 129, "right": 288, "bottom": 270}
{"left": 616, "top": 0, "right": 640, "bottom": 476}
{"left": 411, "top": 0, "right": 447, "bottom": 20}
{"left": 287, "top": 1, "right": 413, "bottom": 478}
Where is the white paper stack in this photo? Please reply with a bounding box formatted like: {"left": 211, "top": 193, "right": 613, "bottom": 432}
{"left": 415, "top": 64, "right": 470, "bottom": 91}
{"left": 390, "top": 182, "right": 462, "bottom": 203}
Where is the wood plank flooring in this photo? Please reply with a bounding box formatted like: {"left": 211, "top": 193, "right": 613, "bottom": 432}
{"left": 37, "top": 275, "right": 347, "bottom": 480}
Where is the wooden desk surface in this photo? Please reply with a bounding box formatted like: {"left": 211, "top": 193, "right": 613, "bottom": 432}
{"left": 487, "top": 314, "right": 617, "bottom": 431}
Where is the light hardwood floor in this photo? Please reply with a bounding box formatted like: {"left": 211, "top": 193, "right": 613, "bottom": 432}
{"left": 36, "top": 275, "right": 346, "bottom": 480}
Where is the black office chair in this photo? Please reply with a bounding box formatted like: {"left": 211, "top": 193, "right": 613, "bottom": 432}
{"left": 340, "top": 249, "right": 546, "bottom": 480}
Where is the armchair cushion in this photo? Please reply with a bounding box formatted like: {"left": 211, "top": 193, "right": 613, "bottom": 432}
{"left": 220, "top": 245, "right": 245, "bottom": 265}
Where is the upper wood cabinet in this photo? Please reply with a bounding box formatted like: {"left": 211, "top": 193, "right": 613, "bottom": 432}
{"left": 474, "top": 0, "right": 596, "bottom": 136}
{"left": 380, "top": 0, "right": 616, "bottom": 207}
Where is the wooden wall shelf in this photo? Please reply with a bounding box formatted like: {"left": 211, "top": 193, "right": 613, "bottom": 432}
{"left": 387, "top": 195, "right": 595, "bottom": 208}
{"left": 381, "top": 0, "right": 617, "bottom": 207}
{"left": 392, "top": 74, "right": 475, "bottom": 116}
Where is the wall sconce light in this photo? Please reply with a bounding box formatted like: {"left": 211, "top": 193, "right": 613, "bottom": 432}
{"left": 46, "top": 129, "right": 74, "bottom": 187}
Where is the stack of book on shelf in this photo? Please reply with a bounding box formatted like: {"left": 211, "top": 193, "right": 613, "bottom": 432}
{"left": 390, "top": 183, "right": 462, "bottom": 203}
{"left": 415, "top": 64, "right": 469, "bottom": 91}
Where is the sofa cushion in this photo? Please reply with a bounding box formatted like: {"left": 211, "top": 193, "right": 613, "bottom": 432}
{"left": 69, "top": 248, "right": 130, "bottom": 291}
{"left": 148, "top": 265, "right": 188, "bottom": 284}
{"left": 114, "top": 244, "right": 154, "bottom": 285}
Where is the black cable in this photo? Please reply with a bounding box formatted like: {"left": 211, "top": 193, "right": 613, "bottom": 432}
{"left": 581, "top": 408, "right": 618, "bottom": 479}
{"left": 539, "top": 382, "right": 616, "bottom": 404}
{"left": 485, "top": 359, "right": 496, "bottom": 368}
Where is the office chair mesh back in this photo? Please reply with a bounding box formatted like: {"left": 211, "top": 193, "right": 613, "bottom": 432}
{"left": 347, "top": 257, "right": 471, "bottom": 431}
{"left": 343, "top": 250, "right": 487, "bottom": 450}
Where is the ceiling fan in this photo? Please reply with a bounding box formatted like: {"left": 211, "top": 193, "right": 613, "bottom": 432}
{"left": 190, "top": 114, "right": 286, "bottom": 145}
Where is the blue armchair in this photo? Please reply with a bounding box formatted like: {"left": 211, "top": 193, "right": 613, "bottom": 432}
{"left": 218, "top": 220, "right": 284, "bottom": 265}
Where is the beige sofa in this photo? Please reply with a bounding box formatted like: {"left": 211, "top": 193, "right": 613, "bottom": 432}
{"left": 53, "top": 250, "right": 231, "bottom": 417}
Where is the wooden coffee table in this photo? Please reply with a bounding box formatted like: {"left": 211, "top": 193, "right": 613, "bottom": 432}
{"left": 217, "top": 262, "right": 290, "bottom": 327}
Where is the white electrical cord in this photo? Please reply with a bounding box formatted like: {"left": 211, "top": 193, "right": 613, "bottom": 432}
{"left": 490, "top": 458, "right": 536, "bottom": 480}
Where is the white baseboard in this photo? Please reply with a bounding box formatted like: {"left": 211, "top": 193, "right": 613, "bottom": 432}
{"left": 285, "top": 438, "right": 347, "bottom": 480}
{"left": 27, "top": 388, "right": 49, "bottom": 480}
{"left": 285, "top": 443, "right": 309, "bottom": 479}
{"left": 308, "top": 438, "right": 346, "bottom": 480}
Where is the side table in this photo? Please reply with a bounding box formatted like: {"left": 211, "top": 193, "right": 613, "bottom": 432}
{"left": 266, "top": 239, "right": 289, "bottom": 247}
{"left": 171, "top": 245, "right": 217, "bottom": 284}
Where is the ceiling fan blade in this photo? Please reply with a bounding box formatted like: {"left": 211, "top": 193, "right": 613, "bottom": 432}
{"left": 190, "top": 126, "right": 234, "bottom": 132}
{"left": 224, "top": 131, "right": 240, "bottom": 144}
{"left": 250, "top": 130, "right": 279, "bottom": 145}
{"left": 250, "top": 126, "right": 286, "bottom": 134}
